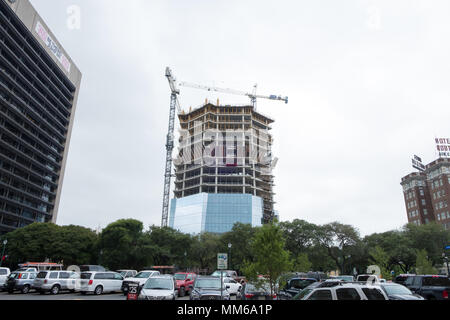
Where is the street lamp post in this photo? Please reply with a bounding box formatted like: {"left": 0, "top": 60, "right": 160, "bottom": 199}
{"left": 184, "top": 251, "right": 187, "bottom": 271}
{"left": 228, "top": 243, "right": 232, "bottom": 270}
{"left": 0, "top": 239, "right": 7, "bottom": 268}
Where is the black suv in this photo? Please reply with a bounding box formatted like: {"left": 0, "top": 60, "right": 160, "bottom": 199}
{"left": 189, "top": 276, "right": 231, "bottom": 300}
{"left": 404, "top": 275, "right": 450, "bottom": 300}
{"left": 278, "top": 277, "right": 318, "bottom": 300}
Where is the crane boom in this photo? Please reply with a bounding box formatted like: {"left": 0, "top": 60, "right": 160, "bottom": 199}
{"left": 178, "top": 81, "right": 288, "bottom": 106}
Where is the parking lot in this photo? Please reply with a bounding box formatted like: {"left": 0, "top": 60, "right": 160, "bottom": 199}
{"left": 0, "top": 291, "right": 237, "bottom": 301}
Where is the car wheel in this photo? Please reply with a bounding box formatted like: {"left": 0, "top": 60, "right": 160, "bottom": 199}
{"left": 94, "top": 286, "right": 103, "bottom": 295}
{"left": 51, "top": 285, "right": 60, "bottom": 295}
{"left": 22, "top": 285, "right": 30, "bottom": 294}
{"left": 179, "top": 287, "right": 185, "bottom": 297}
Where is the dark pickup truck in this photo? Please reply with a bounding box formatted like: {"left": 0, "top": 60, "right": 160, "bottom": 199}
{"left": 404, "top": 275, "right": 450, "bottom": 300}
{"left": 278, "top": 277, "right": 317, "bottom": 300}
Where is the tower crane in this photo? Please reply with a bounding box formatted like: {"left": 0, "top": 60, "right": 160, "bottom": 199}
{"left": 178, "top": 81, "right": 288, "bottom": 108}
{"left": 162, "top": 68, "right": 288, "bottom": 227}
{"left": 161, "top": 67, "right": 180, "bottom": 227}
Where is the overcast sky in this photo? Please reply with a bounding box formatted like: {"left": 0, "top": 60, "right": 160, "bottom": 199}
{"left": 29, "top": 0, "right": 450, "bottom": 236}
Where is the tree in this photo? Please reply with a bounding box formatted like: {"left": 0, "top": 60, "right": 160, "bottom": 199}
{"left": 316, "top": 222, "right": 361, "bottom": 274}
{"left": 368, "top": 246, "right": 391, "bottom": 280}
{"left": 242, "top": 223, "right": 293, "bottom": 295}
{"left": 0, "top": 223, "right": 98, "bottom": 268}
{"left": 189, "top": 232, "right": 221, "bottom": 272}
{"left": 415, "top": 249, "right": 437, "bottom": 275}
{"left": 293, "top": 253, "right": 312, "bottom": 272}
{"left": 99, "top": 219, "right": 145, "bottom": 270}
{"left": 146, "top": 226, "right": 193, "bottom": 267}
{"left": 219, "top": 223, "right": 256, "bottom": 273}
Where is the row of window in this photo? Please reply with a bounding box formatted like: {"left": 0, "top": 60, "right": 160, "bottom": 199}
{"left": 437, "top": 211, "right": 450, "bottom": 221}
{"left": 0, "top": 5, "right": 75, "bottom": 99}
{"left": 435, "top": 201, "right": 448, "bottom": 210}
{"left": 433, "top": 189, "right": 446, "bottom": 200}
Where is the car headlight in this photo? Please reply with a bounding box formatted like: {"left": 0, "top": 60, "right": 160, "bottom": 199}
{"left": 166, "top": 294, "right": 174, "bottom": 300}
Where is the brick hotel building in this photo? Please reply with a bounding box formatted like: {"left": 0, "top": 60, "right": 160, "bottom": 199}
{"left": 401, "top": 158, "right": 450, "bottom": 230}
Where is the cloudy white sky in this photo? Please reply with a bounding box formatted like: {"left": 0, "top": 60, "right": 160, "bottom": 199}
{"left": 30, "top": 0, "right": 450, "bottom": 236}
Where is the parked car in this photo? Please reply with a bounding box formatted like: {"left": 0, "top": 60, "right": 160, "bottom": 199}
{"left": 32, "top": 270, "right": 80, "bottom": 295}
{"left": 329, "top": 275, "right": 355, "bottom": 282}
{"left": 138, "top": 275, "right": 178, "bottom": 300}
{"left": 174, "top": 272, "right": 197, "bottom": 297}
{"left": 17, "top": 262, "right": 63, "bottom": 272}
{"left": 5, "top": 270, "right": 38, "bottom": 294}
{"left": 211, "top": 270, "right": 245, "bottom": 282}
{"left": 223, "top": 277, "right": 242, "bottom": 295}
{"left": 121, "top": 270, "right": 161, "bottom": 295}
{"left": 117, "top": 270, "right": 138, "bottom": 279}
{"left": 377, "top": 282, "right": 425, "bottom": 300}
{"left": 278, "top": 277, "right": 317, "bottom": 299}
{"left": 404, "top": 275, "right": 450, "bottom": 300}
{"left": 0, "top": 267, "right": 10, "bottom": 291}
{"left": 79, "top": 265, "right": 106, "bottom": 272}
{"left": 190, "top": 276, "right": 231, "bottom": 300}
{"left": 237, "top": 282, "right": 276, "bottom": 300}
{"left": 356, "top": 274, "right": 382, "bottom": 283}
{"left": 394, "top": 274, "right": 415, "bottom": 285}
{"left": 298, "top": 282, "right": 389, "bottom": 300}
{"left": 292, "top": 280, "right": 346, "bottom": 300}
{"left": 78, "top": 271, "right": 124, "bottom": 295}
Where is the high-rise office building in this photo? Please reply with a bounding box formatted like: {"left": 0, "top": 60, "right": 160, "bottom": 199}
{"left": 0, "top": 0, "right": 82, "bottom": 234}
{"left": 401, "top": 158, "right": 450, "bottom": 230}
{"left": 169, "top": 102, "right": 275, "bottom": 234}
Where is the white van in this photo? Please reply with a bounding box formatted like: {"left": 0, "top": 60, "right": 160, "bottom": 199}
{"left": 78, "top": 271, "right": 124, "bottom": 295}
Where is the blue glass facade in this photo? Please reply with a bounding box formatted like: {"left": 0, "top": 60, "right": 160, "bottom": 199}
{"left": 169, "top": 193, "right": 263, "bottom": 234}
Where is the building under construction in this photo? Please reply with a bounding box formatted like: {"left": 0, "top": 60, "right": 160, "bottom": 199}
{"left": 168, "top": 102, "right": 276, "bottom": 234}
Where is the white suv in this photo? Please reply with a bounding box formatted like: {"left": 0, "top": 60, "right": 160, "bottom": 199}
{"left": 78, "top": 271, "right": 124, "bottom": 295}
{"left": 0, "top": 267, "right": 10, "bottom": 291}
{"left": 299, "top": 283, "right": 389, "bottom": 300}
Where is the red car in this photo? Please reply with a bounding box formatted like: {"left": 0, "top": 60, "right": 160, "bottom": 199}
{"left": 174, "top": 272, "right": 197, "bottom": 297}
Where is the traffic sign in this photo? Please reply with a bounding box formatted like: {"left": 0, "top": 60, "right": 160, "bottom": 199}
{"left": 217, "top": 253, "right": 228, "bottom": 270}
{"left": 127, "top": 282, "right": 139, "bottom": 301}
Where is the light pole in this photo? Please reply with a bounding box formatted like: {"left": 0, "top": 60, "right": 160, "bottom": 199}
{"left": 184, "top": 251, "right": 187, "bottom": 271}
{"left": 0, "top": 239, "right": 7, "bottom": 268}
{"left": 228, "top": 243, "right": 232, "bottom": 270}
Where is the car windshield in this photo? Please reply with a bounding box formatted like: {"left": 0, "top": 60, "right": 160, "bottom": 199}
{"left": 0, "top": 269, "right": 8, "bottom": 275}
{"left": 211, "top": 271, "right": 227, "bottom": 277}
{"left": 246, "top": 283, "right": 271, "bottom": 293}
{"left": 383, "top": 284, "right": 413, "bottom": 295}
{"left": 144, "top": 278, "right": 173, "bottom": 290}
{"left": 423, "top": 277, "right": 450, "bottom": 286}
{"left": 334, "top": 276, "right": 353, "bottom": 282}
{"left": 195, "top": 278, "right": 221, "bottom": 289}
{"left": 135, "top": 272, "right": 154, "bottom": 278}
{"left": 174, "top": 274, "right": 187, "bottom": 280}
{"left": 80, "top": 273, "right": 92, "bottom": 280}
{"left": 295, "top": 288, "right": 313, "bottom": 300}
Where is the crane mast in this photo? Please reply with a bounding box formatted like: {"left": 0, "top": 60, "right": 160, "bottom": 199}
{"left": 161, "top": 67, "right": 179, "bottom": 227}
